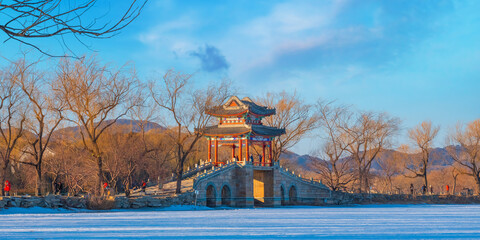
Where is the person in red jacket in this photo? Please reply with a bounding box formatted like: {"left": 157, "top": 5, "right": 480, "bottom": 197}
{"left": 4, "top": 180, "right": 11, "bottom": 196}
{"left": 103, "top": 182, "right": 109, "bottom": 196}
{"left": 141, "top": 180, "right": 146, "bottom": 195}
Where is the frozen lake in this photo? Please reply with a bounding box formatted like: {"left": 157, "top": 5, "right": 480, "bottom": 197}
{"left": 1, "top": 205, "right": 480, "bottom": 239}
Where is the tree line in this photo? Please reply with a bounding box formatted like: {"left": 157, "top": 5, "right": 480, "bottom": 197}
{"left": 307, "top": 102, "right": 480, "bottom": 195}
{"left": 0, "top": 57, "right": 232, "bottom": 196}
{"left": 0, "top": 57, "right": 479, "bottom": 197}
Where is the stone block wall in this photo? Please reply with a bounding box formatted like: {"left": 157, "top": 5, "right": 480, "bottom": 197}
{"left": 0, "top": 192, "right": 195, "bottom": 211}
{"left": 193, "top": 162, "right": 253, "bottom": 207}
{"left": 193, "top": 162, "right": 332, "bottom": 207}
{"left": 0, "top": 195, "right": 87, "bottom": 209}
{"left": 273, "top": 167, "right": 331, "bottom": 206}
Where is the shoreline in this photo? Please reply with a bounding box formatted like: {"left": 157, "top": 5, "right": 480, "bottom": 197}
{"left": 1, "top": 192, "right": 480, "bottom": 213}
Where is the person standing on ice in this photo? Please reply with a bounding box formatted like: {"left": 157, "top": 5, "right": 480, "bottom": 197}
{"left": 410, "top": 184, "right": 414, "bottom": 195}
{"left": 4, "top": 180, "right": 11, "bottom": 196}
{"left": 446, "top": 185, "right": 450, "bottom": 195}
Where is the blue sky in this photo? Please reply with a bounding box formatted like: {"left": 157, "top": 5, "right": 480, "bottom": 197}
{"left": 1, "top": 0, "right": 479, "bottom": 154}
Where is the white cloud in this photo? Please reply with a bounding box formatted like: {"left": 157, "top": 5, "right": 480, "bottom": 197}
{"left": 220, "top": 0, "right": 355, "bottom": 76}
{"left": 137, "top": 14, "right": 198, "bottom": 54}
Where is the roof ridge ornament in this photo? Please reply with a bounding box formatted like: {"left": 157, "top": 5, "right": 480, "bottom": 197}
{"left": 242, "top": 97, "right": 253, "bottom": 102}
{"left": 224, "top": 96, "right": 244, "bottom": 109}
{"left": 206, "top": 95, "right": 276, "bottom": 117}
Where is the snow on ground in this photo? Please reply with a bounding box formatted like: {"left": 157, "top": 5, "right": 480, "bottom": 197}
{"left": 1, "top": 205, "right": 480, "bottom": 239}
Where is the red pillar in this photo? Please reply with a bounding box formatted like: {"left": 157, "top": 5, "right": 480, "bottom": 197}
{"left": 245, "top": 138, "right": 249, "bottom": 162}
{"left": 269, "top": 140, "right": 273, "bottom": 166}
{"left": 238, "top": 138, "right": 243, "bottom": 161}
{"left": 231, "top": 144, "right": 235, "bottom": 160}
{"left": 262, "top": 142, "right": 266, "bottom": 166}
{"left": 214, "top": 138, "right": 218, "bottom": 165}
{"left": 208, "top": 139, "right": 212, "bottom": 161}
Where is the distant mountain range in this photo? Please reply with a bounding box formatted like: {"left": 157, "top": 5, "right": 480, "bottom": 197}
{"left": 53, "top": 119, "right": 165, "bottom": 138}
{"left": 280, "top": 147, "right": 457, "bottom": 173}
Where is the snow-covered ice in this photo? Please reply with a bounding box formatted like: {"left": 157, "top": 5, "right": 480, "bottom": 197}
{"left": 1, "top": 204, "right": 480, "bottom": 239}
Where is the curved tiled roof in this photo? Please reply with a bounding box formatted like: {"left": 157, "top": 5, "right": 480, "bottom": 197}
{"left": 205, "top": 107, "right": 248, "bottom": 116}
{"left": 241, "top": 98, "right": 276, "bottom": 116}
{"left": 251, "top": 125, "right": 286, "bottom": 136}
{"left": 200, "top": 125, "right": 251, "bottom": 136}
{"left": 206, "top": 96, "right": 276, "bottom": 117}
{"left": 200, "top": 124, "right": 285, "bottom": 137}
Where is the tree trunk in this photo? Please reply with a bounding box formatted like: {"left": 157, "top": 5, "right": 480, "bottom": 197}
{"left": 175, "top": 164, "right": 184, "bottom": 194}
{"left": 175, "top": 150, "right": 186, "bottom": 194}
{"left": 357, "top": 167, "right": 363, "bottom": 193}
{"left": 388, "top": 176, "right": 393, "bottom": 194}
{"left": 125, "top": 178, "right": 130, "bottom": 197}
{"left": 97, "top": 155, "right": 104, "bottom": 196}
{"left": 51, "top": 177, "right": 55, "bottom": 195}
{"left": 423, "top": 172, "right": 428, "bottom": 191}
{"left": 475, "top": 175, "right": 480, "bottom": 195}
{"left": 35, "top": 164, "right": 42, "bottom": 196}
{"left": 358, "top": 168, "right": 369, "bottom": 193}
{"left": 364, "top": 173, "right": 370, "bottom": 193}
{"left": 453, "top": 175, "right": 457, "bottom": 195}
{"left": 0, "top": 167, "right": 5, "bottom": 196}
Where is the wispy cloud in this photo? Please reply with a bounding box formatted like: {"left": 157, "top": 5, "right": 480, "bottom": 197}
{"left": 138, "top": 14, "right": 198, "bottom": 54}
{"left": 221, "top": 0, "right": 456, "bottom": 86}
{"left": 223, "top": 0, "right": 348, "bottom": 73}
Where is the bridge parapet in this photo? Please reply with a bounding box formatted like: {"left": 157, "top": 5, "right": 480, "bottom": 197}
{"left": 276, "top": 165, "right": 330, "bottom": 192}
{"left": 193, "top": 160, "right": 244, "bottom": 189}
{"left": 179, "top": 160, "right": 214, "bottom": 180}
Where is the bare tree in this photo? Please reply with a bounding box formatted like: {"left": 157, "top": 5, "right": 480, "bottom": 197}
{"left": 377, "top": 149, "right": 403, "bottom": 193}
{"left": 342, "top": 112, "right": 400, "bottom": 193}
{"left": 451, "top": 166, "right": 460, "bottom": 195}
{"left": 404, "top": 121, "right": 440, "bottom": 189}
{"left": 0, "top": 61, "right": 28, "bottom": 196}
{"left": 0, "top": 0, "right": 147, "bottom": 56}
{"left": 53, "top": 57, "right": 137, "bottom": 195}
{"left": 129, "top": 97, "right": 175, "bottom": 190}
{"left": 45, "top": 137, "right": 92, "bottom": 196}
{"left": 149, "top": 69, "right": 233, "bottom": 193}
{"left": 446, "top": 120, "right": 480, "bottom": 193}
{"left": 102, "top": 126, "right": 142, "bottom": 194}
{"left": 309, "top": 101, "right": 354, "bottom": 191}
{"left": 257, "top": 91, "right": 317, "bottom": 162}
{"left": 12, "top": 59, "right": 63, "bottom": 196}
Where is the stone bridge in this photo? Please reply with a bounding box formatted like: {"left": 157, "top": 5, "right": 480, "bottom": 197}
{"left": 192, "top": 159, "right": 331, "bottom": 207}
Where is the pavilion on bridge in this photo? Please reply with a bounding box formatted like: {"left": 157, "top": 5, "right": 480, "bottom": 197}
{"left": 201, "top": 96, "right": 285, "bottom": 166}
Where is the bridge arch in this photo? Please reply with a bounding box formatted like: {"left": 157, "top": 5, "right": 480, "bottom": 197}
{"left": 221, "top": 184, "right": 232, "bottom": 206}
{"left": 289, "top": 185, "right": 297, "bottom": 205}
{"left": 280, "top": 184, "right": 286, "bottom": 206}
{"left": 206, "top": 183, "right": 217, "bottom": 207}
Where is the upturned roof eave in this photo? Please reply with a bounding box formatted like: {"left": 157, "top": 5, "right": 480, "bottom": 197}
{"left": 205, "top": 109, "right": 248, "bottom": 117}
{"left": 202, "top": 130, "right": 251, "bottom": 137}
{"left": 201, "top": 125, "right": 285, "bottom": 137}
{"left": 247, "top": 110, "right": 275, "bottom": 117}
